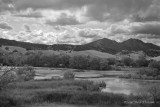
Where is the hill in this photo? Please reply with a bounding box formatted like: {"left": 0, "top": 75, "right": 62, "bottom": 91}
{"left": 0, "top": 38, "right": 160, "bottom": 56}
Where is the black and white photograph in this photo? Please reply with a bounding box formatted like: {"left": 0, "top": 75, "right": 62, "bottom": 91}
{"left": 1, "top": 0, "right": 160, "bottom": 107}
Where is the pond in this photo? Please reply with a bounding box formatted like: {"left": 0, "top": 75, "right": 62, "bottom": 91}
{"left": 87, "top": 77, "right": 160, "bottom": 95}
{"left": 34, "top": 67, "right": 160, "bottom": 95}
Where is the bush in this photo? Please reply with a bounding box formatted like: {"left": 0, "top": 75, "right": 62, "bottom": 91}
{"left": 138, "top": 68, "right": 159, "bottom": 77}
{"left": 97, "top": 81, "right": 106, "bottom": 88}
{"left": 16, "top": 66, "right": 35, "bottom": 81}
{"left": 63, "top": 71, "right": 75, "bottom": 80}
{"left": 0, "top": 68, "right": 18, "bottom": 90}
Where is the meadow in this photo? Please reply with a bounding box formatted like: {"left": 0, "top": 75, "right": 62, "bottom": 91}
{"left": 1, "top": 66, "right": 160, "bottom": 107}
{"left": 0, "top": 79, "right": 126, "bottom": 107}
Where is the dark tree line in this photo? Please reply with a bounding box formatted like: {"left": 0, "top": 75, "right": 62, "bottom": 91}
{"left": 0, "top": 51, "right": 151, "bottom": 70}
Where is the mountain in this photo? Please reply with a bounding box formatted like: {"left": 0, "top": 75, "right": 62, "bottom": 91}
{"left": 120, "top": 38, "right": 160, "bottom": 51}
{"left": 1, "top": 38, "right": 160, "bottom": 56}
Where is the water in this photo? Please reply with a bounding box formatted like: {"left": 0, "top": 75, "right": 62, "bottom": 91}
{"left": 88, "top": 77, "right": 160, "bottom": 95}
{"left": 34, "top": 67, "right": 160, "bottom": 96}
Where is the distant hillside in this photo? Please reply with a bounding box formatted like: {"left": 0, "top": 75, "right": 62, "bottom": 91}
{"left": 68, "top": 50, "right": 116, "bottom": 59}
{"left": 1, "top": 38, "right": 160, "bottom": 57}
{"left": 0, "top": 38, "right": 48, "bottom": 50}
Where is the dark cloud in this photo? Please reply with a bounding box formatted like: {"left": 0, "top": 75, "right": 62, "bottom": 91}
{"left": 45, "top": 13, "right": 80, "bottom": 26}
{"left": 0, "top": 22, "right": 12, "bottom": 30}
{"left": 13, "top": 0, "right": 87, "bottom": 10}
{"left": 130, "top": 14, "right": 160, "bottom": 22}
{"left": 0, "top": 0, "right": 14, "bottom": 12}
{"left": 130, "top": 0, "right": 160, "bottom": 22}
{"left": 1, "top": 0, "right": 13, "bottom": 4}
{"left": 11, "top": 0, "right": 154, "bottom": 22}
{"left": 14, "top": 11, "right": 43, "bottom": 18}
{"left": 131, "top": 22, "right": 160, "bottom": 36}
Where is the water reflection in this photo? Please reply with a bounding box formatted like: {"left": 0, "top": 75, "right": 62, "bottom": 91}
{"left": 88, "top": 78, "right": 160, "bottom": 95}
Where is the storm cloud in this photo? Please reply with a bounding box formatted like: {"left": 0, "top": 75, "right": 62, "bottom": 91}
{"left": 11, "top": 0, "right": 157, "bottom": 22}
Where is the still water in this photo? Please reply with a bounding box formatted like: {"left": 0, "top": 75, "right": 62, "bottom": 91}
{"left": 34, "top": 67, "right": 160, "bottom": 96}
{"left": 88, "top": 78, "right": 160, "bottom": 95}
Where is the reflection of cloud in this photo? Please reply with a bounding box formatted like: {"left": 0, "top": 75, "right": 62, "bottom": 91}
{"left": 0, "top": 22, "right": 12, "bottom": 30}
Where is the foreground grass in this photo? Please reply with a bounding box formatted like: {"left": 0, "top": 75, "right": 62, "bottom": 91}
{"left": 0, "top": 79, "right": 126, "bottom": 107}
{"left": 1, "top": 79, "right": 159, "bottom": 107}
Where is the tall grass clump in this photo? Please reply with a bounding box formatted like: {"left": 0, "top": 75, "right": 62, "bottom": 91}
{"left": 63, "top": 71, "right": 75, "bottom": 80}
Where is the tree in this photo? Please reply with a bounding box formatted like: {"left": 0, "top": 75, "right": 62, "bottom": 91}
{"left": 99, "top": 59, "right": 111, "bottom": 70}
{"left": 69, "top": 55, "right": 89, "bottom": 69}
{"left": 107, "top": 58, "right": 116, "bottom": 65}
{"left": 122, "top": 57, "right": 133, "bottom": 66}
{"left": 16, "top": 66, "right": 35, "bottom": 81}
{"left": 59, "top": 54, "right": 70, "bottom": 67}
{"left": 148, "top": 61, "right": 160, "bottom": 70}
{"left": 136, "top": 55, "right": 148, "bottom": 67}
{"left": 0, "top": 67, "right": 18, "bottom": 90}
{"left": 3, "top": 53, "right": 25, "bottom": 66}
{"left": 88, "top": 58, "right": 100, "bottom": 70}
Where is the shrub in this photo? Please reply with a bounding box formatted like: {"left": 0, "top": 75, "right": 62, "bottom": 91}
{"left": 63, "top": 71, "right": 75, "bottom": 80}
{"left": 97, "top": 81, "right": 106, "bottom": 88}
{"left": 16, "top": 66, "right": 35, "bottom": 81}
{"left": 138, "top": 68, "right": 159, "bottom": 77}
{"left": 0, "top": 68, "right": 18, "bottom": 90}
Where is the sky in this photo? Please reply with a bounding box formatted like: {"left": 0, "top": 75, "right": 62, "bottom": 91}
{"left": 0, "top": 0, "right": 160, "bottom": 45}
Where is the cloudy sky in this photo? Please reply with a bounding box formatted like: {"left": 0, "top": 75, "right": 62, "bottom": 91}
{"left": 0, "top": 0, "right": 160, "bottom": 45}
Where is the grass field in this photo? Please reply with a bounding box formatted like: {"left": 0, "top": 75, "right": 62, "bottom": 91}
{"left": 0, "top": 79, "right": 126, "bottom": 107}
